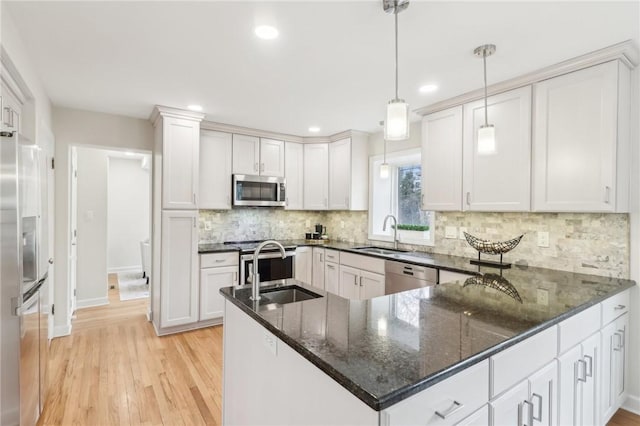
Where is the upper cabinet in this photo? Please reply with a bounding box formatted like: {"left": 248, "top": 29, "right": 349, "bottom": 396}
{"left": 232, "top": 135, "right": 284, "bottom": 177}
{"left": 532, "top": 60, "right": 630, "bottom": 212}
{"left": 200, "top": 130, "right": 232, "bottom": 210}
{"left": 284, "top": 142, "right": 304, "bottom": 210}
{"left": 328, "top": 135, "right": 368, "bottom": 211}
{"left": 421, "top": 106, "right": 463, "bottom": 211}
{"left": 463, "top": 86, "right": 532, "bottom": 211}
{"left": 303, "top": 143, "right": 329, "bottom": 210}
{"left": 160, "top": 115, "right": 201, "bottom": 210}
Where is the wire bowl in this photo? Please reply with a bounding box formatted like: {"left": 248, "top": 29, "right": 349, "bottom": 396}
{"left": 463, "top": 232, "right": 523, "bottom": 255}
{"left": 463, "top": 274, "right": 523, "bottom": 303}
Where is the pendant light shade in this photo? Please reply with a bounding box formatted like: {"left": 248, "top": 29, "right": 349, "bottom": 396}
{"left": 474, "top": 44, "right": 496, "bottom": 155}
{"left": 383, "top": 0, "right": 410, "bottom": 141}
{"left": 380, "top": 163, "right": 390, "bottom": 179}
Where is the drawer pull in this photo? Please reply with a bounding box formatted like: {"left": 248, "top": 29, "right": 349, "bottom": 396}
{"left": 584, "top": 354, "right": 593, "bottom": 378}
{"left": 435, "top": 400, "right": 463, "bottom": 419}
{"left": 614, "top": 304, "right": 626, "bottom": 310}
{"left": 215, "top": 259, "right": 225, "bottom": 263}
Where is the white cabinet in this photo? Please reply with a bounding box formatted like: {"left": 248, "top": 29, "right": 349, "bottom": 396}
{"left": 457, "top": 406, "right": 489, "bottom": 426}
{"left": 199, "top": 130, "right": 232, "bottom": 209}
{"left": 285, "top": 142, "right": 304, "bottom": 210}
{"left": 324, "top": 260, "right": 339, "bottom": 295}
{"left": 421, "top": 106, "right": 463, "bottom": 211}
{"left": 162, "top": 116, "right": 200, "bottom": 209}
{"left": 328, "top": 136, "right": 368, "bottom": 211}
{"left": 558, "top": 332, "right": 600, "bottom": 426}
{"left": 232, "top": 135, "right": 285, "bottom": 177}
{"left": 463, "top": 86, "right": 532, "bottom": 211}
{"left": 303, "top": 143, "right": 329, "bottom": 210}
{"left": 200, "top": 263, "right": 237, "bottom": 321}
{"left": 338, "top": 265, "right": 360, "bottom": 299}
{"left": 601, "top": 313, "right": 629, "bottom": 423}
{"left": 532, "top": 60, "right": 630, "bottom": 212}
{"left": 295, "top": 246, "right": 313, "bottom": 285}
{"left": 160, "top": 210, "right": 199, "bottom": 328}
{"left": 311, "top": 247, "right": 325, "bottom": 290}
{"left": 338, "top": 265, "right": 384, "bottom": 300}
{"left": 490, "top": 380, "right": 528, "bottom": 426}
{"left": 1, "top": 82, "right": 21, "bottom": 134}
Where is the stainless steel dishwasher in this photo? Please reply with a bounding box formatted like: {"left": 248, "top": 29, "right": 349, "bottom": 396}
{"left": 384, "top": 260, "right": 437, "bottom": 295}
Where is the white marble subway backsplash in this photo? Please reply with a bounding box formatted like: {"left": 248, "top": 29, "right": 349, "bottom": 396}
{"left": 198, "top": 209, "right": 629, "bottom": 278}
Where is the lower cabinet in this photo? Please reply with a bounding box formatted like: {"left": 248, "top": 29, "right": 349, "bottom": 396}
{"left": 601, "top": 312, "right": 629, "bottom": 423}
{"left": 325, "top": 260, "right": 340, "bottom": 294}
{"left": 312, "top": 247, "right": 325, "bottom": 290}
{"left": 199, "top": 252, "right": 238, "bottom": 321}
{"left": 338, "top": 265, "right": 384, "bottom": 300}
{"left": 295, "top": 246, "right": 313, "bottom": 285}
{"left": 457, "top": 405, "right": 489, "bottom": 426}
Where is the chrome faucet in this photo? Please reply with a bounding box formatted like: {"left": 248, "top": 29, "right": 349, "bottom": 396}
{"left": 383, "top": 214, "right": 399, "bottom": 249}
{"left": 250, "top": 240, "right": 286, "bottom": 301}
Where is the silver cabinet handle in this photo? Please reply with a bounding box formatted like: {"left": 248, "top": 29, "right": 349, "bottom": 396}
{"left": 285, "top": 197, "right": 289, "bottom": 206}
{"left": 353, "top": 275, "right": 357, "bottom": 286}
{"left": 193, "top": 193, "right": 197, "bottom": 204}
{"left": 435, "top": 400, "right": 463, "bottom": 420}
{"left": 614, "top": 331, "right": 623, "bottom": 351}
{"left": 359, "top": 276, "right": 363, "bottom": 287}
{"left": 193, "top": 217, "right": 196, "bottom": 228}
{"left": 466, "top": 192, "right": 471, "bottom": 205}
{"left": 531, "top": 393, "right": 543, "bottom": 422}
{"left": 576, "top": 359, "right": 587, "bottom": 382}
{"left": 584, "top": 354, "right": 593, "bottom": 378}
{"left": 327, "top": 264, "right": 335, "bottom": 269}
{"left": 617, "top": 328, "right": 626, "bottom": 349}
{"left": 604, "top": 186, "right": 611, "bottom": 204}
{"left": 215, "top": 259, "right": 225, "bottom": 263}
{"left": 48, "top": 258, "right": 54, "bottom": 265}
{"left": 614, "top": 304, "right": 626, "bottom": 310}
{"left": 523, "top": 400, "right": 534, "bottom": 426}
{"left": 4, "top": 106, "right": 14, "bottom": 128}
{"left": 233, "top": 271, "right": 238, "bottom": 283}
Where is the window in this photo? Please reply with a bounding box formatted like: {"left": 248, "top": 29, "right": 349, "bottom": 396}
{"left": 369, "top": 148, "right": 434, "bottom": 246}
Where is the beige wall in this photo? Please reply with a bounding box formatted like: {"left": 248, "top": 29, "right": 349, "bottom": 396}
{"left": 52, "top": 107, "right": 153, "bottom": 334}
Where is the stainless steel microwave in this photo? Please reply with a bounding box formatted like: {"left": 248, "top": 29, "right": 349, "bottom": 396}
{"left": 233, "top": 174, "right": 286, "bottom": 207}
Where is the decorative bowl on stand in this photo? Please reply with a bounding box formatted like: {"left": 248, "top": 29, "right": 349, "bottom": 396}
{"left": 463, "top": 232, "right": 524, "bottom": 269}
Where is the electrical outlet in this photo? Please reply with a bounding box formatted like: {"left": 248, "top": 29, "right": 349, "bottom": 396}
{"left": 537, "top": 288, "right": 549, "bottom": 306}
{"left": 445, "top": 226, "right": 457, "bottom": 239}
{"left": 537, "top": 231, "right": 550, "bottom": 248}
{"left": 305, "top": 220, "right": 311, "bottom": 228}
{"left": 459, "top": 227, "right": 468, "bottom": 240}
{"left": 204, "top": 221, "right": 212, "bottom": 231}
{"left": 341, "top": 221, "right": 345, "bottom": 229}
{"left": 263, "top": 331, "right": 278, "bottom": 355}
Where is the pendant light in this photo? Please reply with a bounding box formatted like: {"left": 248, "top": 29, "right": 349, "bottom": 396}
{"left": 474, "top": 44, "right": 496, "bottom": 155}
{"left": 384, "top": 0, "right": 410, "bottom": 141}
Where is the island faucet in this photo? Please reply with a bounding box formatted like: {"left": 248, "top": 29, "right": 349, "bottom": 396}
{"left": 382, "top": 214, "right": 399, "bottom": 250}
{"left": 250, "top": 240, "right": 286, "bottom": 301}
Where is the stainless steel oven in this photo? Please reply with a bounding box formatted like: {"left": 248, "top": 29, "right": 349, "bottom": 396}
{"left": 240, "top": 250, "right": 295, "bottom": 285}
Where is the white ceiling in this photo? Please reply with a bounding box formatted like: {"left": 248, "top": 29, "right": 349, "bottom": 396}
{"left": 5, "top": 1, "right": 639, "bottom": 136}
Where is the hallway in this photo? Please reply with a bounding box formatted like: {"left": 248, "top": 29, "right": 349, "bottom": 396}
{"left": 39, "top": 275, "right": 223, "bottom": 425}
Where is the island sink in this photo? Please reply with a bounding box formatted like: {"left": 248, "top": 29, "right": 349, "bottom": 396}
{"left": 353, "top": 246, "right": 408, "bottom": 256}
{"left": 259, "top": 285, "right": 322, "bottom": 305}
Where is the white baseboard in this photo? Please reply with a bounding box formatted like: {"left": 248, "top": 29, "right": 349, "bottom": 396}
{"left": 53, "top": 323, "right": 72, "bottom": 338}
{"left": 623, "top": 394, "right": 640, "bottom": 415}
{"left": 76, "top": 297, "right": 109, "bottom": 309}
{"left": 108, "top": 265, "right": 142, "bottom": 274}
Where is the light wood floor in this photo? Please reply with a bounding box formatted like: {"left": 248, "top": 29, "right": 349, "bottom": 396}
{"left": 39, "top": 275, "right": 639, "bottom": 425}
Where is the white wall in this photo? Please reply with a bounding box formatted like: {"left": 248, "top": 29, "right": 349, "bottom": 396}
{"left": 75, "top": 147, "right": 109, "bottom": 307}
{"left": 52, "top": 107, "right": 153, "bottom": 334}
{"left": 107, "top": 156, "right": 150, "bottom": 273}
{"left": 368, "top": 121, "right": 421, "bottom": 156}
{"left": 1, "top": 8, "right": 53, "bottom": 426}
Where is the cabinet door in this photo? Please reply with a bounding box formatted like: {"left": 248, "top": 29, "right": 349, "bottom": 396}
{"left": 533, "top": 60, "right": 620, "bottom": 212}
{"left": 311, "top": 248, "right": 325, "bottom": 290}
{"left": 612, "top": 314, "right": 628, "bottom": 409}
{"left": 161, "top": 210, "right": 198, "bottom": 328}
{"left": 303, "top": 143, "right": 328, "bottom": 210}
{"left": 557, "top": 345, "right": 582, "bottom": 426}
{"left": 602, "top": 313, "right": 628, "bottom": 422}
{"left": 359, "top": 270, "right": 385, "bottom": 300}
{"left": 199, "top": 130, "right": 232, "bottom": 209}
{"left": 328, "top": 138, "right": 351, "bottom": 210}
{"left": 580, "top": 332, "right": 600, "bottom": 426}
{"left": 422, "top": 106, "right": 463, "bottom": 211}
{"left": 294, "top": 247, "right": 313, "bottom": 285}
{"left": 338, "top": 265, "right": 360, "bottom": 299}
{"left": 463, "top": 86, "right": 531, "bottom": 211}
{"left": 324, "top": 261, "right": 340, "bottom": 295}
{"left": 260, "top": 138, "right": 285, "bottom": 177}
{"left": 284, "top": 142, "right": 304, "bottom": 210}
{"left": 200, "top": 265, "right": 237, "bottom": 321}
{"left": 528, "top": 361, "right": 558, "bottom": 426}
{"left": 232, "top": 134, "right": 260, "bottom": 175}
{"left": 162, "top": 117, "right": 200, "bottom": 209}
{"left": 490, "top": 380, "right": 529, "bottom": 426}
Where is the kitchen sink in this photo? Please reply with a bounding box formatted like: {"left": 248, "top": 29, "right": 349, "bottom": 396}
{"left": 353, "top": 246, "right": 408, "bottom": 256}
{"left": 260, "top": 285, "right": 323, "bottom": 305}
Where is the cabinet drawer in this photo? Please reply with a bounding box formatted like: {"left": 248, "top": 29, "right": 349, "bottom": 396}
{"left": 602, "top": 290, "right": 630, "bottom": 326}
{"left": 558, "top": 303, "right": 600, "bottom": 354}
{"left": 382, "top": 360, "right": 489, "bottom": 426}
{"left": 490, "top": 326, "right": 557, "bottom": 398}
{"left": 339, "top": 252, "right": 385, "bottom": 275}
{"left": 324, "top": 249, "right": 340, "bottom": 263}
{"left": 200, "top": 252, "right": 239, "bottom": 268}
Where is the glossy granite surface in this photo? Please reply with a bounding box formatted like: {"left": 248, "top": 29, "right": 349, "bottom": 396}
{"left": 221, "top": 264, "right": 634, "bottom": 411}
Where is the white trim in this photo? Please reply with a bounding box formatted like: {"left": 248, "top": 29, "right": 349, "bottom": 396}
{"left": 75, "top": 297, "right": 109, "bottom": 309}
{"left": 150, "top": 105, "right": 205, "bottom": 126}
{"left": 53, "top": 323, "right": 72, "bottom": 338}
{"left": 623, "top": 394, "right": 640, "bottom": 415}
{"left": 107, "top": 265, "right": 142, "bottom": 274}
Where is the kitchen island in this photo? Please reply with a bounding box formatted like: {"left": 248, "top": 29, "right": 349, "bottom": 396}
{"left": 220, "top": 263, "right": 634, "bottom": 425}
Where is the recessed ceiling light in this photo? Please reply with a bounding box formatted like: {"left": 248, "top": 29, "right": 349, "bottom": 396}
{"left": 308, "top": 126, "right": 320, "bottom": 133}
{"left": 419, "top": 84, "right": 439, "bottom": 94}
{"left": 188, "top": 104, "right": 203, "bottom": 112}
{"left": 255, "top": 25, "right": 279, "bottom": 40}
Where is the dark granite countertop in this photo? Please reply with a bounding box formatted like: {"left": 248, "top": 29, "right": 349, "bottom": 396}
{"left": 220, "top": 265, "right": 634, "bottom": 411}
{"left": 198, "top": 243, "right": 240, "bottom": 254}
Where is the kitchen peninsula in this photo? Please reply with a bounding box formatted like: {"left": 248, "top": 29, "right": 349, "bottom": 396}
{"left": 220, "top": 253, "right": 634, "bottom": 425}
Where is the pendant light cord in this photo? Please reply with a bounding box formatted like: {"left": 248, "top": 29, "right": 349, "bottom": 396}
{"left": 483, "top": 52, "right": 488, "bottom": 126}
{"left": 394, "top": 3, "right": 399, "bottom": 101}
